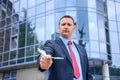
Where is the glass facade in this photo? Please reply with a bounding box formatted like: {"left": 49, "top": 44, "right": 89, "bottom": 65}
{"left": 0, "top": 0, "right": 120, "bottom": 79}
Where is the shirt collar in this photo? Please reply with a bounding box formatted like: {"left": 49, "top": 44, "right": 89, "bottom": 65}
{"left": 60, "top": 36, "right": 73, "bottom": 46}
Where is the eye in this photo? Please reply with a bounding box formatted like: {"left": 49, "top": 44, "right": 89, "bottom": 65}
{"left": 67, "top": 23, "right": 71, "bottom": 26}
{"left": 61, "top": 23, "right": 66, "bottom": 26}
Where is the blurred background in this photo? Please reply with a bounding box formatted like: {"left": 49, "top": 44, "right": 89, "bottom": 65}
{"left": 0, "top": 0, "right": 120, "bottom": 80}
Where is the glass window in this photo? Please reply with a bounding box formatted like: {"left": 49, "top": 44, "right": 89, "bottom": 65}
{"left": 110, "top": 32, "right": 120, "bottom": 53}
{"left": 90, "top": 41, "right": 99, "bottom": 52}
{"left": 0, "top": 31, "right": 4, "bottom": 53}
{"left": 1, "top": 19, "right": 5, "bottom": 28}
{"left": 3, "top": 52, "right": 9, "bottom": 61}
{"left": 88, "top": 0, "right": 96, "bottom": 9}
{"left": 115, "top": 0, "right": 120, "bottom": 2}
{"left": 6, "top": 17, "right": 11, "bottom": 26}
{"left": 26, "top": 19, "right": 35, "bottom": 46}
{"left": 18, "top": 48, "right": 25, "bottom": 58}
{"left": 28, "top": 0, "right": 36, "bottom": 8}
{"left": 46, "top": 0, "right": 54, "bottom": 11}
{"left": 99, "top": 42, "right": 107, "bottom": 53}
{"left": 88, "top": 12, "right": 98, "bottom": 40}
{"left": 118, "top": 22, "right": 120, "bottom": 32}
{"left": 12, "top": 24, "right": 19, "bottom": 35}
{"left": 46, "top": 14, "right": 55, "bottom": 40}
{"left": 55, "top": 0, "right": 65, "bottom": 8}
{"left": 20, "top": 0, "right": 27, "bottom": 12}
{"left": 91, "top": 52, "right": 100, "bottom": 58}
{"left": 116, "top": 2, "right": 120, "bottom": 21}
{"left": 107, "top": 1, "right": 116, "bottom": 20}
{"left": 35, "top": 17, "right": 45, "bottom": 43}
{"left": 112, "top": 54, "right": 120, "bottom": 65}
{"left": 96, "top": 0, "right": 104, "bottom": 12}
{"left": 26, "top": 46, "right": 34, "bottom": 57}
{"left": 10, "top": 50, "right": 16, "bottom": 60}
{"left": 97, "top": 15, "right": 106, "bottom": 42}
{"left": 11, "top": 36, "right": 18, "bottom": 49}
{"left": 27, "top": 7, "right": 35, "bottom": 18}
{"left": 66, "top": 0, "right": 76, "bottom": 6}
{"left": 109, "top": 21, "right": 117, "bottom": 31}
{"left": 13, "top": 1, "right": 20, "bottom": 13}
{"left": 36, "top": 0, "right": 45, "bottom": 5}
{"left": 3, "top": 71, "right": 16, "bottom": 80}
{"left": 26, "top": 57, "right": 34, "bottom": 62}
{"left": 4, "top": 29, "right": 10, "bottom": 52}
{"left": 0, "top": 54, "right": 2, "bottom": 63}
{"left": 36, "top": 3, "right": 45, "bottom": 15}
{"left": 18, "top": 22, "right": 26, "bottom": 48}
{"left": 100, "top": 52, "right": 108, "bottom": 60}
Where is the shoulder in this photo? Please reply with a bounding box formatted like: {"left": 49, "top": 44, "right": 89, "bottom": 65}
{"left": 73, "top": 42, "right": 85, "bottom": 50}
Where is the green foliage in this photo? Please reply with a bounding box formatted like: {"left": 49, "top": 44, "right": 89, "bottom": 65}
{"left": 109, "top": 67, "right": 120, "bottom": 76}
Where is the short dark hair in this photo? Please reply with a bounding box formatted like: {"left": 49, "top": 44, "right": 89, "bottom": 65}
{"left": 59, "top": 15, "right": 76, "bottom": 25}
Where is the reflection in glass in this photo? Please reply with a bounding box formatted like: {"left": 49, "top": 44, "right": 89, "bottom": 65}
{"left": 26, "top": 46, "right": 34, "bottom": 56}
{"left": 13, "top": 1, "right": 20, "bottom": 13}
{"left": 36, "top": 0, "right": 45, "bottom": 5}
{"left": 36, "top": 4, "right": 45, "bottom": 15}
{"left": 46, "top": 0, "right": 54, "bottom": 11}
{"left": 35, "top": 17, "right": 45, "bottom": 43}
{"left": 28, "top": 8, "right": 35, "bottom": 18}
{"left": 28, "top": 0, "right": 36, "bottom": 8}
{"left": 26, "top": 57, "right": 34, "bottom": 62}
{"left": 4, "top": 29, "right": 10, "bottom": 51}
{"left": 116, "top": 2, "right": 120, "bottom": 21}
{"left": 109, "top": 21, "right": 117, "bottom": 31}
{"left": 0, "top": 31, "right": 4, "bottom": 53}
{"left": 97, "top": 15, "right": 106, "bottom": 42}
{"left": 26, "top": 19, "right": 35, "bottom": 46}
{"left": 0, "top": 54, "right": 2, "bottom": 63}
{"left": 118, "top": 22, "right": 120, "bottom": 32}
{"left": 91, "top": 52, "right": 100, "bottom": 58}
{"left": 3, "top": 52, "right": 9, "bottom": 61}
{"left": 66, "top": 0, "right": 76, "bottom": 6}
{"left": 110, "top": 32, "right": 120, "bottom": 53}
{"left": 88, "top": 12, "right": 98, "bottom": 40}
{"left": 10, "top": 50, "right": 16, "bottom": 60}
{"left": 112, "top": 54, "right": 120, "bottom": 65}
{"left": 88, "top": 0, "right": 96, "bottom": 9}
{"left": 90, "top": 41, "right": 99, "bottom": 52}
{"left": 99, "top": 43, "right": 107, "bottom": 53}
{"left": 19, "top": 22, "right": 26, "bottom": 48}
{"left": 55, "top": 0, "right": 65, "bottom": 8}
{"left": 46, "top": 14, "right": 55, "bottom": 40}
{"left": 11, "top": 36, "right": 18, "bottom": 49}
{"left": 12, "top": 25, "right": 18, "bottom": 35}
{"left": 20, "top": 0, "right": 27, "bottom": 11}
{"left": 18, "top": 48, "right": 25, "bottom": 58}
{"left": 107, "top": 1, "right": 116, "bottom": 20}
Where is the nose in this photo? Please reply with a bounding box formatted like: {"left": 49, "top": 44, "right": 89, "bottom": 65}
{"left": 64, "top": 24, "right": 68, "bottom": 28}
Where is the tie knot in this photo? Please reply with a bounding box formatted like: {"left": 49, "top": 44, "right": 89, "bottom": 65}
{"left": 67, "top": 41, "right": 72, "bottom": 45}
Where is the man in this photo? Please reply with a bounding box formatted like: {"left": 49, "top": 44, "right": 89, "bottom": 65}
{"left": 38, "top": 15, "right": 93, "bottom": 80}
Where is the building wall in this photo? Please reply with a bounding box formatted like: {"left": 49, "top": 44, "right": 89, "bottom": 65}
{"left": 17, "top": 67, "right": 45, "bottom": 80}
{"left": 0, "top": 73, "right": 2, "bottom": 80}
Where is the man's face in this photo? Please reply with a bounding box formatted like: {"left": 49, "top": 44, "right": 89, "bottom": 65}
{"left": 58, "top": 18, "right": 75, "bottom": 39}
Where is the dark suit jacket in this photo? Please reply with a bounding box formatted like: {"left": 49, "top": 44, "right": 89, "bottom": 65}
{"left": 38, "top": 38, "right": 93, "bottom": 80}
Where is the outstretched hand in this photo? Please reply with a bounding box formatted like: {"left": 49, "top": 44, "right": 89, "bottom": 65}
{"left": 39, "top": 55, "right": 53, "bottom": 70}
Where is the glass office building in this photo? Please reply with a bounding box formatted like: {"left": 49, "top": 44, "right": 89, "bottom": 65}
{"left": 0, "top": 0, "right": 120, "bottom": 80}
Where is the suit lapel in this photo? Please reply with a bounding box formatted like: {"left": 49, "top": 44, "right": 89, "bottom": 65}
{"left": 56, "top": 38, "right": 72, "bottom": 65}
